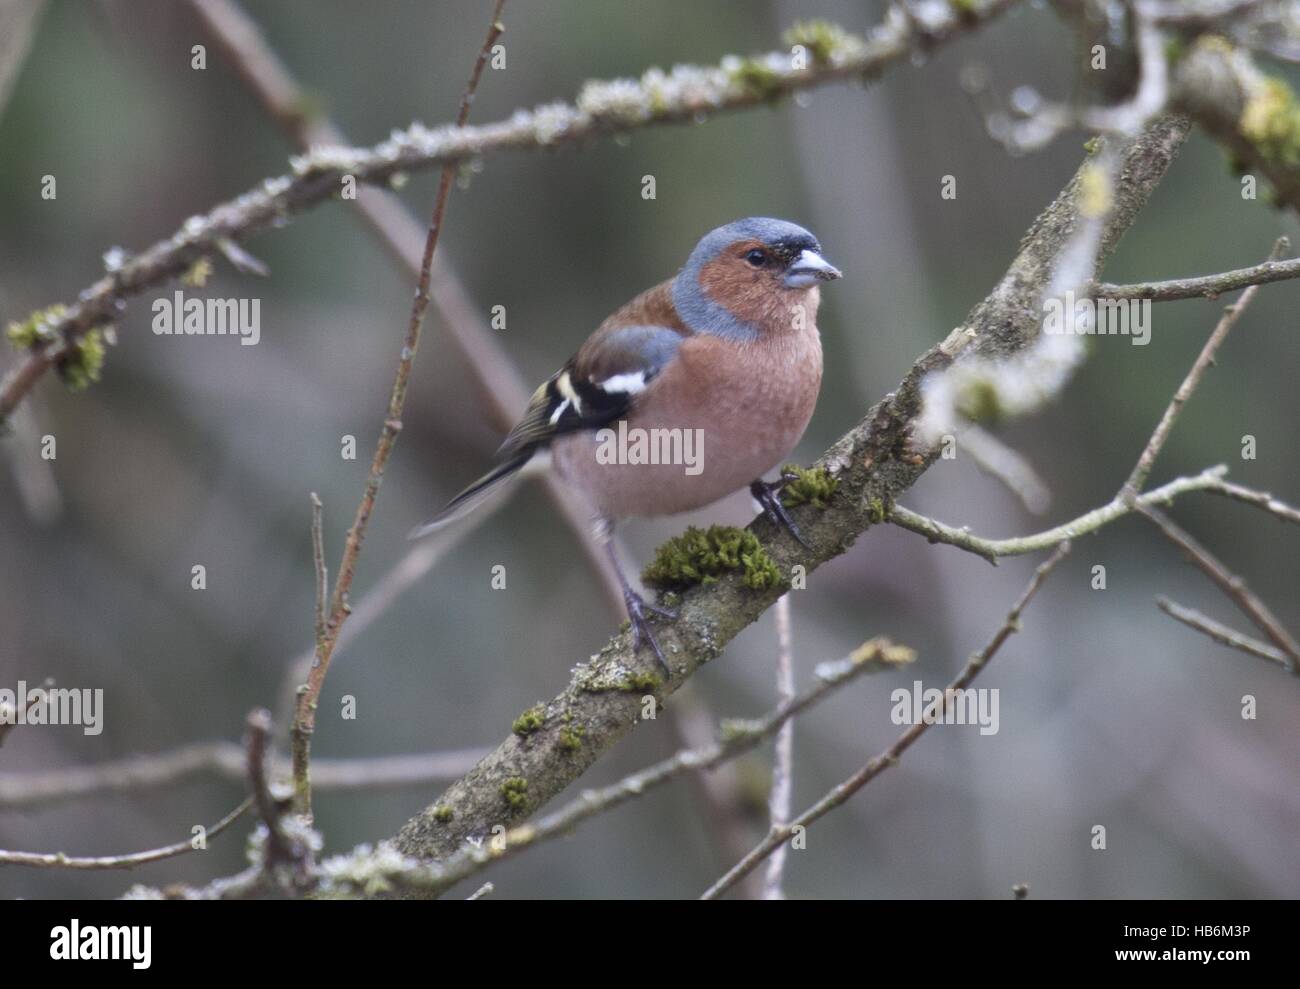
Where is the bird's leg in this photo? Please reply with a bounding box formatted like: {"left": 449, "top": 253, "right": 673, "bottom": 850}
{"left": 601, "top": 532, "right": 677, "bottom": 673}
{"left": 750, "top": 473, "right": 811, "bottom": 549}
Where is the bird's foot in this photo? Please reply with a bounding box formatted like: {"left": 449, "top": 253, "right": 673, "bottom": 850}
{"left": 624, "top": 589, "right": 678, "bottom": 673}
{"left": 750, "top": 475, "right": 811, "bottom": 549}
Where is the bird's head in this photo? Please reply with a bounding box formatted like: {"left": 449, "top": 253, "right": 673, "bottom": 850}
{"left": 673, "top": 217, "right": 841, "bottom": 341}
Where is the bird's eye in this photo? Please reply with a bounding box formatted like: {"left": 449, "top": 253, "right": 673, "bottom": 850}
{"left": 744, "top": 249, "right": 767, "bottom": 267}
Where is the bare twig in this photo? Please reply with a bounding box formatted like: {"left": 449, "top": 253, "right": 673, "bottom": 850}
{"left": 1156, "top": 596, "right": 1293, "bottom": 670}
{"left": 1121, "top": 238, "right": 1286, "bottom": 497}
{"left": 1138, "top": 506, "right": 1300, "bottom": 673}
{"left": 0, "top": 798, "right": 249, "bottom": 870}
{"left": 889, "top": 466, "right": 1228, "bottom": 563}
{"left": 245, "top": 709, "right": 294, "bottom": 866}
{"left": 289, "top": 0, "right": 508, "bottom": 821}
{"left": 310, "top": 492, "right": 327, "bottom": 649}
{"left": 764, "top": 594, "right": 795, "bottom": 900}
{"left": 701, "top": 542, "right": 1072, "bottom": 899}
{"left": 1095, "top": 254, "right": 1300, "bottom": 301}
{"left": 466, "top": 882, "right": 494, "bottom": 900}
{"left": 0, "top": 742, "right": 486, "bottom": 809}
{"left": 1204, "top": 479, "right": 1300, "bottom": 526}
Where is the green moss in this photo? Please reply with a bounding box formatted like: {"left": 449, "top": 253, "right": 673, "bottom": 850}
{"left": 642, "top": 524, "right": 783, "bottom": 592}
{"left": 866, "top": 497, "right": 889, "bottom": 525}
{"left": 956, "top": 378, "right": 1003, "bottom": 423}
{"left": 500, "top": 777, "right": 529, "bottom": 811}
{"left": 780, "top": 464, "right": 839, "bottom": 509}
{"left": 512, "top": 703, "right": 546, "bottom": 736}
{"left": 949, "top": 0, "right": 977, "bottom": 17}
{"left": 1082, "top": 136, "right": 1102, "bottom": 156}
{"left": 57, "top": 328, "right": 107, "bottom": 392}
{"left": 558, "top": 724, "right": 585, "bottom": 752}
{"left": 619, "top": 670, "right": 661, "bottom": 693}
{"left": 433, "top": 805, "right": 454, "bottom": 823}
{"left": 7, "top": 304, "right": 67, "bottom": 350}
{"left": 1241, "top": 76, "right": 1300, "bottom": 170}
{"left": 727, "top": 58, "right": 784, "bottom": 101}
{"left": 782, "top": 20, "right": 851, "bottom": 66}
{"left": 181, "top": 256, "right": 212, "bottom": 287}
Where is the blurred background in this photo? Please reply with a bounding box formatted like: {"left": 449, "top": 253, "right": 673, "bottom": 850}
{"left": 1, "top": 0, "right": 1297, "bottom": 899}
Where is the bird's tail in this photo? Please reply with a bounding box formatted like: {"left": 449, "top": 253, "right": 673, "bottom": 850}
{"left": 408, "top": 451, "right": 534, "bottom": 539}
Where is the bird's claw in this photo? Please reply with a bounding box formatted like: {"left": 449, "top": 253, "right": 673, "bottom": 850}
{"left": 750, "top": 477, "right": 811, "bottom": 550}
{"left": 624, "top": 589, "right": 678, "bottom": 673}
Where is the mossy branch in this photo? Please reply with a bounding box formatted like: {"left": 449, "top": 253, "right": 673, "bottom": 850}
{"left": 0, "top": 0, "right": 1021, "bottom": 427}
{"left": 1172, "top": 35, "right": 1300, "bottom": 212}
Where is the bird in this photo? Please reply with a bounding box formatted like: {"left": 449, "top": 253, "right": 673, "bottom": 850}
{"left": 412, "top": 217, "right": 841, "bottom": 669}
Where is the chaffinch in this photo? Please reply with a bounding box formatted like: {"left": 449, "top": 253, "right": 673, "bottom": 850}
{"left": 414, "top": 217, "right": 841, "bottom": 667}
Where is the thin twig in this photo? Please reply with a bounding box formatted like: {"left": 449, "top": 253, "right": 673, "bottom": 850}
{"left": 289, "top": 0, "right": 508, "bottom": 821}
{"left": 0, "top": 798, "right": 249, "bottom": 870}
{"left": 1121, "top": 238, "right": 1287, "bottom": 498}
{"left": 1156, "top": 596, "right": 1293, "bottom": 670}
{"left": 764, "top": 594, "right": 795, "bottom": 900}
{"left": 889, "top": 466, "right": 1228, "bottom": 563}
{"left": 245, "top": 709, "right": 294, "bottom": 866}
{"left": 1095, "top": 254, "right": 1300, "bottom": 301}
{"left": 1137, "top": 505, "right": 1300, "bottom": 673}
{"left": 701, "top": 542, "right": 1072, "bottom": 900}
{"left": 466, "top": 882, "right": 494, "bottom": 900}
{"left": 0, "top": 742, "right": 486, "bottom": 809}
{"left": 1203, "top": 479, "right": 1300, "bottom": 525}
{"left": 310, "top": 492, "right": 327, "bottom": 649}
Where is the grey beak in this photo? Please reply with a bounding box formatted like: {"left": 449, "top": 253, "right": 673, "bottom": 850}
{"left": 784, "top": 249, "right": 842, "bottom": 288}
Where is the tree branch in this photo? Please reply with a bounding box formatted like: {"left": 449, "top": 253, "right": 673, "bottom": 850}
{"left": 1095, "top": 254, "right": 1300, "bottom": 300}
{"left": 0, "top": 798, "right": 249, "bottom": 870}
{"left": 889, "top": 466, "right": 1229, "bottom": 564}
{"left": 0, "top": 743, "right": 488, "bottom": 809}
{"left": 1156, "top": 596, "right": 1294, "bottom": 670}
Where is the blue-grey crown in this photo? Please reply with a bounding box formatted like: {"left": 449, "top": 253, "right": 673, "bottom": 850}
{"left": 672, "top": 218, "right": 822, "bottom": 342}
